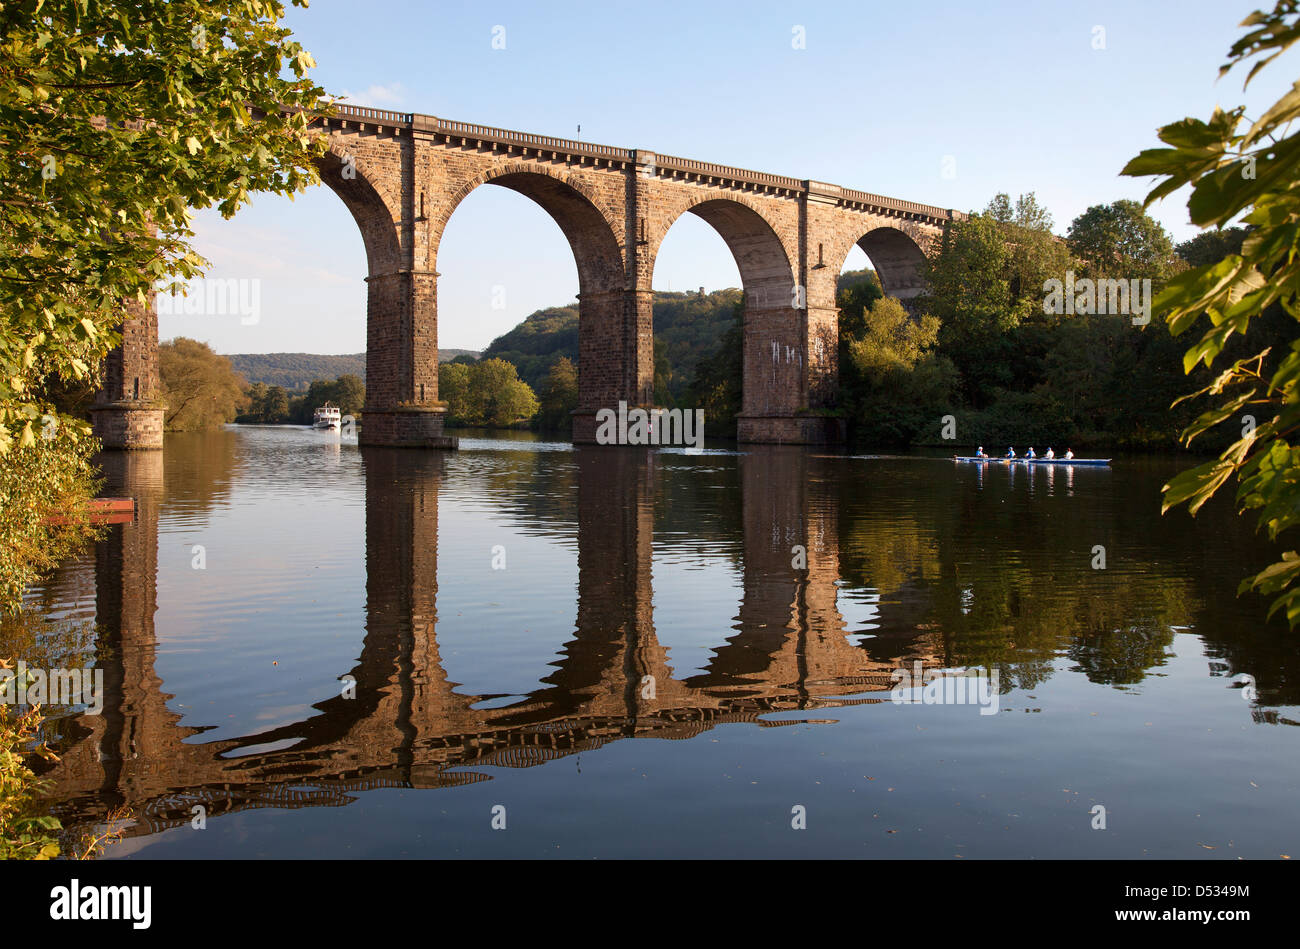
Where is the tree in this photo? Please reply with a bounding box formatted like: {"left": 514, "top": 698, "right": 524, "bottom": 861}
{"left": 438, "top": 363, "right": 470, "bottom": 421}
{"left": 244, "top": 382, "right": 270, "bottom": 421}
{"left": 924, "top": 212, "right": 1016, "bottom": 404}
{"left": 922, "top": 193, "right": 1076, "bottom": 408}
{"left": 847, "top": 297, "right": 943, "bottom": 380}
{"left": 0, "top": 0, "right": 326, "bottom": 608}
{"left": 332, "top": 374, "right": 364, "bottom": 417}
{"left": 159, "top": 338, "right": 247, "bottom": 431}
{"left": 653, "top": 339, "right": 674, "bottom": 407}
{"left": 469, "top": 359, "right": 539, "bottom": 427}
{"left": 999, "top": 193, "right": 1072, "bottom": 309}
{"left": 441, "top": 359, "right": 538, "bottom": 427}
{"left": 536, "top": 357, "right": 578, "bottom": 431}
{"left": 684, "top": 300, "right": 743, "bottom": 436}
{"left": 835, "top": 268, "right": 884, "bottom": 340}
{"left": 264, "top": 385, "right": 290, "bottom": 422}
{"left": 1176, "top": 227, "right": 1249, "bottom": 268}
{"left": 1066, "top": 200, "right": 1178, "bottom": 281}
{"left": 0, "top": 438, "right": 100, "bottom": 608}
{"left": 1121, "top": 0, "right": 1300, "bottom": 625}
{"left": 841, "top": 297, "right": 957, "bottom": 445}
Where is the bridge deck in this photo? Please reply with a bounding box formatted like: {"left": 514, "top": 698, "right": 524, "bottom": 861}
{"left": 322, "top": 103, "right": 965, "bottom": 225}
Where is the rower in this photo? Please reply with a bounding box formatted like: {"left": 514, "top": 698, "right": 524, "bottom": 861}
{"left": 1064, "top": 448, "right": 1074, "bottom": 459}
{"left": 1026, "top": 446, "right": 1037, "bottom": 459}
{"left": 976, "top": 446, "right": 988, "bottom": 459}
{"left": 1044, "top": 447, "right": 1055, "bottom": 459}
{"left": 1005, "top": 447, "right": 1016, "bottom": 458}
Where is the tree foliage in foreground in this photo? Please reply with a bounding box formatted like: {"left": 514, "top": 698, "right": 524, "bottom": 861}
{"left": 0, "top": 438, "right": 99, "bottom": 609}
{"left": 1123, "top": 0, "right": 1300, "bottom": 626}
{"left": 0, "top": 0, "right": 326, "bottom": 608}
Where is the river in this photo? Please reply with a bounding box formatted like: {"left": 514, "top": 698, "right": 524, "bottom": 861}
{"left": 20, "top": 425, "right": 1300, "bottom": 858}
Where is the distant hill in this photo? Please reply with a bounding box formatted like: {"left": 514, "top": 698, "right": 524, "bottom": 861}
{"left": 228, "top": 272, "right": 873, "bottom": 397}
{"left": 482, "top": 273, "right": 876, "bottom": 403}
{"left": 228, "top": 350, "right": 479, "bottom": 390}
{"left": 483, "top": 289, "right": 744, "bottom": 402}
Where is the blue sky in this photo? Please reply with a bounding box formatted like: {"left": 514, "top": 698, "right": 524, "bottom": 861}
{"left": 161, "top": 0, "right": 1297, "bottom": 354}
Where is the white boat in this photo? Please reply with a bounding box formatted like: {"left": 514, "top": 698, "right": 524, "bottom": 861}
{"left": 313, "top": 403, "right": 341, "bottom": 431}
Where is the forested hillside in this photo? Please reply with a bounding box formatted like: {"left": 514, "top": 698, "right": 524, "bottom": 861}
{"left": 227, "top": 349, "right": 478, "bottom": 389}
{"left": 483, "top": 289, "right": 743, "bottom": 404}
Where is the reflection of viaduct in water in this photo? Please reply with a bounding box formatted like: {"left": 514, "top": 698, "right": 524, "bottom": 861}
{"left": 45, "top": 448, "right": 937, "bottom": 838}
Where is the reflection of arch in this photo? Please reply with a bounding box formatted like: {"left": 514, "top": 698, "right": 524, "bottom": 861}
{"left": 855, "top": 225, "right": 929, "bottom": 300}
{"left": 435, "top": 164, "right": 624, "bottom": 293}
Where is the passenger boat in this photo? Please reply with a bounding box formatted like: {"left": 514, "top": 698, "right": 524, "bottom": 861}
{"left": 312, "top": 403, "right": 341, "bottom": 431}
{"left": 953, "top": 455, "right": 1110, "bottom": 467}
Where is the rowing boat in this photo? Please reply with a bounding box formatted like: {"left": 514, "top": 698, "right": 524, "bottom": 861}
{"left": 953, "top": 456, "right": 1110, "bottom": 467}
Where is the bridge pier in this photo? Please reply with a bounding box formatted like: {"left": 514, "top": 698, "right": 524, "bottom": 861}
{"left": 572, "top": 287, "right": 653, "bottom": 444}
{"left": 92, "top": 294, "right": 164, "bottom": 449}
{"left": 359, "top": 407, "right": 457, "bottom": 449}
{"left": 737, "top": 415, "right": 847, "bottom": 445}
{"left": 357, "top": 268, "right": 458, "bottom": 449}
{"left": 734, "top": 296, "right": 846, "bottom": 445}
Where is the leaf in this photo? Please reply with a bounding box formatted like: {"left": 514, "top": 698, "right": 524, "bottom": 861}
{"left": 1162, "top": 458, "right": 1237, "bottom": 515}
{"left": 1121, "top": 147, "right": 1191, "bottom": 178}
{"left": 1181, "top": 388, "right": 1255, "bottom": 444}
{"left": 1242, "top": 81, "right": 1300, "bottom": 148}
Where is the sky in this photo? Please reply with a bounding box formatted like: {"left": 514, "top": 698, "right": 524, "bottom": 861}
{"left": 159, "top": 0, "right": 1299, "bottom": 354}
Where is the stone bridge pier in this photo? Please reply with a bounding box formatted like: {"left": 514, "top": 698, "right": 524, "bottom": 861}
{"left": 93, "top": 106, "right": 961, "bottom": 449}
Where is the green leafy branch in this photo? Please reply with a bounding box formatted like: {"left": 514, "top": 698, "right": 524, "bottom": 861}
{"left": 1123, "top": 0, "right": 1300, "bottom": 625}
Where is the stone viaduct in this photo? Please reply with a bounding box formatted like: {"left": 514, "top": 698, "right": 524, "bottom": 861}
{"left": 92, "top": 104, "right": 963, "bottom": 449}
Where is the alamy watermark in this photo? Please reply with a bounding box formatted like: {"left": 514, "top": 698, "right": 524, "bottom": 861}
{"left": 1043, "top": 271, "right": 1151, "bottom": 325}
{"left": 156, "top": 278, "right": 261, "bottom": 325}
{"left": 1, "top": 661, "right": 104, "bottom": 714}
{"left": 595, "top": 401, "right": 704, "bottom": 450}
{"left": 888, "top": 661, "right": 1000, "bottom": 716}
{"left": 50, "top": 880, "right": 150, "bottom": 929}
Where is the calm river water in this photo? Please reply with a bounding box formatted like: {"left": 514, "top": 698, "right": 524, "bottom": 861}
{"left": 20, "top": 426, "right": 1300, "bottom": 858}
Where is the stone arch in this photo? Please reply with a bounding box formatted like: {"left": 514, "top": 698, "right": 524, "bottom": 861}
{"left": 849, "top": 224, "right": 930, "bottom": 300}
{"left": 653, "top": 196, "right": 801, "bottom": 424}
{"left": 433, "top": 163, "right": 624, "bottom": 293}
{"left": 433, "top": 164, "right": 632, "bottom": 435}
{"left": 653, "top": 194, "right": 798, "bottom": 309}
{"left": 311, "top": 142, "right": 425, "bottom": 437}
{"left": 315, "top": 143, "right": 404, "bottom": 276}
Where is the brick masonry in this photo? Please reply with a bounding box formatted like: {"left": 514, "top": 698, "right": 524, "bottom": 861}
{"left": 93, "top": 291, "right": 165, "bottom": 449}
{"left": 95, "top": 106, "right": 959, "bottom": 449}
